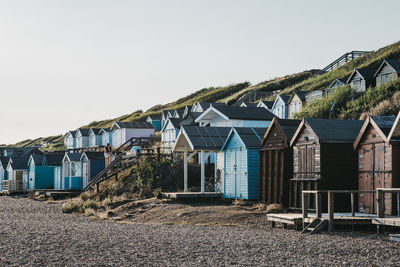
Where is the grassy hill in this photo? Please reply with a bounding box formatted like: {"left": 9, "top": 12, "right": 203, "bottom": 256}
{"left": 7, "top": 40, "right": 400, "bottom": 150}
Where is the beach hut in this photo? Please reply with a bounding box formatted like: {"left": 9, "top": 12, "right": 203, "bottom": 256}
{"left": 288, "top": 91, "right": 307, "bottom": 119}
{"left": 259, "top": 118, "right": 301, "bottom": 206}
{"left": 0, "top": 156, "right": 10, "bottom": 191}
{"left": 195, "top": 105, "right": 275, "bottom": 127}
{"left": 99, "top": 128, "right": 112, "bottom": 147}
{"left": 161, "top": 110, "right": 175, "bottom": 129}
{"left": 80, "top": 152, "right": 105, "bottom": 189}
{"left": 324, "top": 78, "right": 346, "bottom": 95}
{"left": 347, "top": 67, "right": 376, "bottom": 92}
{"left": 110, "top": 121, "right": 155, "bottom": 148}
{"left": 46, "top": 154, "right": 64, "bottom": 190}
{"left": 374, "top": 59, "right": 400, "bottom": 87}
{"left": 289, "top": 119, "right": 364, "bottom": 211}
{"left": 271, "top": 94, "right": 290, "bottom": 119}
{"left": 161, "top": 118, "right": 183, "bottom": 153}
{"left": 257, "top": 101, "right": 274, "bottom": 111}
{"left": 88, "top": 128, "right": 103, "bottom": 147}
{"left": 6, "top": 156, "right": 29, "bottom": 191}
{"left": 305, "top": 90, "right": 323, "bottom": 103}
{"left": 62, "top": 152, "right": 83, "bottom": 190}
{"left": 190, "top": 102, "right": 226, "bottom": 113}
{"left": 75, "top": 128, "right": 90, "bottom": 149}
{"left": 27, "top": 153, "right": 64, "bottom": 190}
{"left": 146, "top": 115, "right": 162, "bottom": 131}
{"left": 221, "top": 127, "right": 266, "bottom": 200}
{"left": 64, "top": 130, "right": 77, "bottom": 149}
{"left": 354, "top": 115, "right": 400, "bottom": 214}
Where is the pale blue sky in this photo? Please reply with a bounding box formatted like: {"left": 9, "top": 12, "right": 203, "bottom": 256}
{"left": 0, "top": 0, "right": 399, "bottom": 144}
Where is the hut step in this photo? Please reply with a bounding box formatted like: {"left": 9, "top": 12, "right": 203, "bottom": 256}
{"left": 301, "top": 218, "right": 327, "bottom": 234}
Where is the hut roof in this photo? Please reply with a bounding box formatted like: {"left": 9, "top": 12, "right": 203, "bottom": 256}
{"left": 65, "top": 152, "right": 83, "bottom": 162}
{"left": 354, "top": 116, "right": 397, "bottom": 148}
{"left": 222, "top": 127, "right": 266, "bottom": 150}
{"left": 347, "top": 67, "right": 376, "bottom": 84}
{"left": 261, "top": 118, "right": 301, "bottom": 146}
{"left": 83, "top": 152, "right": 105, "bottom": 160}
{"left": 387, "top": 111, "right": 400, "bottom": 142}
{"left": 67, "top": 130, "right": 77, "bottom": 137}
{"left": 99, "top": 128, "right": 111, "bottom": 134}
{"left": 196, "top": 106, "right": 276, "bottom": 123}
{"left": 89, "top": 128, "right": 103, "bottom": 135}
{"left": 112, "top": 121, "right": 154, "bottom": 130}
{"left": 45, "top": 154, "right": 65, "bottom": 166}
{"left": 0, "top": 156, "right": 10, "bottom": 168}
{"left": 179, "top": 112, "right": 202, "bottom": 126}
{"left": 173, "top": 126, "right": 231, "bottom": 152}
{"left": 161, "top": 118, "right": 184, "bottom": 132}
{"left": 9, "top": 156, "right": 29, "bottom": 170}
{"left": 77, "top": 128, "right": 91, "bottom": 136}
{"left": 291, "top": 119, "right": 364, "bottom": 145}
{"left": 147, "top": 115, "right": 161, "bottom": 121}
{"left": 30, "top": 154, "right": 45, "bottom": 166}
{"left": 374, "top": 59, "right": 400, "bottom": 77}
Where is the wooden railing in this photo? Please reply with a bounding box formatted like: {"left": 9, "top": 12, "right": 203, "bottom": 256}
{"left": 376, "top": 188, "right": 400, "bottom": 218}
{"left": 302, "top": 190, "right": 375, "bottom": 232}
{"left": 2, "top": 180, "right": 26, "bottom": 192}
{"left": 321, "top": 51, "right": 371, "bottom": 73}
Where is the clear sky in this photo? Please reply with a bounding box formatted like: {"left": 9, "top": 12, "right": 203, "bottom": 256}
{"left": 0, "top": 0, "right": 399, "bottom": 144}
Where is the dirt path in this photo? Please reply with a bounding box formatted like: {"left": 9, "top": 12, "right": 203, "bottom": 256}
{"left": 0, "top": 196, "right": 399, "bottom": 266}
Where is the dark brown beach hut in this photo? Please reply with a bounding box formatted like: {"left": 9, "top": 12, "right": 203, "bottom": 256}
{"left": 259, "top": 118, "right": 301, "bottom": 207}
{"left": 289, "top": 118, "right": 364, "bottom": 211}
{"left": 354, "top": 114, "right": 400, "bottom": 215}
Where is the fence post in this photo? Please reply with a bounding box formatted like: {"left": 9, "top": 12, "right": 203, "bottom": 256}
{"left": 328, "top": 191, "right": 334, "bottom": 232}
{"left": 377, "top": 189, "right": 384, "bottom": 218}
{"left": 302, "top": 191, "right": 308, "bottom": 229}
{"left": 397, "top": 192, "right": 400, "bottom": 217}
{"left": 351, "top": 192, "right": 355, "bottom": 217}
{"left": 316, "top": 192, "right": 322, "bottom": 219}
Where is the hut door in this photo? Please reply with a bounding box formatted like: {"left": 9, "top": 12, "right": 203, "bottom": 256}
{"left": 234, "top": 148, "right": 241, "bottom": 198}
{"left": 358, "top": 145, "right": 374, "bottom": 213}
{"left": 82, "top": 162, "right": 88, "bottom": 188}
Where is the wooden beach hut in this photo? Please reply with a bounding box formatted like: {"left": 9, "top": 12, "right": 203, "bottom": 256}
{"left": 374, "top": 59, "right": 400, "bottom": 87}
{"left": 75, "top": 128, "right": 90, "bottom": 149}
{"left": 27, "top": 153, "right": 64, "bottom": 190}
{"left": 6, "top": 156, "right": 30, "bottom": 191}
{"left": 161, "top": 118, "right": 183, "bottom": 153}
{"left": 146, "top": 115, "right": 162, "bottom": 131}
{"left": 80, "top": 152, "right": 105, "bottom": 189}
{"left": 0, "top": 156, "right": 10, "bottom": 191}
{"left": 99, "top": 128, "right": 112, "bottom": 147}
{"left": 259, "top": 118, "right": 301, "bottom": 206}
{"left": 111, "top": 121, "right": 155, "bottom": 148}
{"left": 354, "top": 115, "right": 400, "bottom": 214}
{"left": 347, "top": 67, "right": 376, "bottom": 92}
{"left": 88, "top": 128, "right": 103, "bottom": 147}
{"left": 62, "top": 152, "right": 83, "bottom": 190}
{"left": 289, "top": 119, "right": 364, "bottom": 211}
{"left": 221, "top": 127, "right": 266, "bottom": 200}
{"left": 271, "top": 94, "right": 290, "bottom": 119}
{"left": 64, "top": 130, "right": 77, "bottom": 149}
{"left": 288, "top": 91, "right": 307, "bottom": 119}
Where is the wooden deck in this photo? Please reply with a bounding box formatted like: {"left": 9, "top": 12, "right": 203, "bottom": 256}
{"left": 162, "top": 192, "right": 223, "bottom": 199}
{"left": 372, "top": 217, "right": 400, "bottom": 227}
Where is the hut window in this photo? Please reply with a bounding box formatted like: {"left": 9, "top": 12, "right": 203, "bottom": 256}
{"left": 372, "top": 134, "right": 376, "bottom": 138}
{"left": 304, "top": 137, "right": 309, "bottom": 141}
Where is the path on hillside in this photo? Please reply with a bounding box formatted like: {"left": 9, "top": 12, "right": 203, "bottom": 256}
{"left": 0, "top": 197, "right": 398, "bottom": 266}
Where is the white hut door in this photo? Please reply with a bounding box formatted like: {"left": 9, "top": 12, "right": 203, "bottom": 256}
{"left": 82, "top": 162, "right": 88, "bottom": 188}
{"left": 234, "top": 148, "right": 241, "bottom": 198}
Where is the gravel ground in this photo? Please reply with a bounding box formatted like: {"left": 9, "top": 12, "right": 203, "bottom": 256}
{"left": 0, "top": 196, "right": 399, "bottom": 266}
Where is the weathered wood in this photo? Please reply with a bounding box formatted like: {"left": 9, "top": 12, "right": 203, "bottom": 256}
{"left": 351, "top": 192, "right": 355, "bottom": 217}
{"left": 316, "top": 192, "right": 322, "bottom": 218}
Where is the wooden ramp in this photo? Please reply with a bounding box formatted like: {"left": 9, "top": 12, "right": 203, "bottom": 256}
{"left": 162, "top": 192, "right": 223, "bottom": 199}
{"left": 372, "top": 217, "right": 400, "bottom": 227}
{"left": 267, "top": 213, "right": 303, "bottom": 230}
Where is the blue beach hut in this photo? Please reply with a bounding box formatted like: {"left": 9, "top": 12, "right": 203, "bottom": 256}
{"left": 27, "top": 153, "right": 64, "bottom": 190}
{"left": 146, "top": 115, "right": 162, "bottom": 131}
{"left": 75, "top": 128, "right": 90, "bottom": 149}
{"left": 88, "top": 128, "right": 103, "bottom": 147}
{"left": 0, "top": 156, "right": 10, "bottom": 191}
{"left": 80, "top": 152, "right": 105, "bottom": 189}
{"left": 221, "top": 127, "right": 266, "bottom": 200}
{"left": 99, "top": 128, "right": 112, "bottom": 147}
{"left": 62, "top": 152, "right": 83, "bottom": 190}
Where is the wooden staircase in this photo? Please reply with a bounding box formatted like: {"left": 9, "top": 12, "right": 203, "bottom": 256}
{"left": 301, "top": 218, "right": 328, "bottom": 234}
{"left": 83, "top": 137, "right": 151, "bottom": 192}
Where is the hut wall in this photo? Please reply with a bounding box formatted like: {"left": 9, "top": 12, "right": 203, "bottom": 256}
{"left": 376, "top": 64, "right": 398, "bottom": 86}
{"left": 247, "top": 148, "right": 260, "bottom": 200}
{"left": 349, "top": 72, "right": 366, "bottom": 92}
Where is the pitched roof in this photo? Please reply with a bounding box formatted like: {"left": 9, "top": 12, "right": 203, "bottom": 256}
{"left": 222, "top": 127, "right": 266, "bottom": 150}
{"left": 291, "top": 119, "right": 364, "bottom": 145}
{"left": 347, "top": 67, "right": 376, "bottom": 84}
{"left": 258, "top": 101, "right": 274, "bottom": 109}
{"left": 173, "top": 126, "right": 231, "bottom": 152}
{"left": 0, "top": 147, "right": 41, "bottom": 157}
{"left": 179, "top": 112, "right": 202, "bottom": 126}
{"left": 77, "top": 128, "right": 91, "bottom": 136}
{"left": 387, "top": 111, "right": 400, "bottom": 142}
{"left": 328, "top": 78, "right": 346, "bottom": 89}
{"left": 353, "top": 116, "right": 397, "bottom": 148}
{"left": 261, "top": 118, "right": 301, "bottom": 146}
{"left": 45, "top": 153, "right": 65, "bottom": 166}
{"left": 289, "top": 91, "right": 307, "bottom": 103}
{"left": 89, "top": 128, "right": 103, "bottom": 135}
{"left": 0, "top": 156, "right": 10, "bottom": 168}
{"left": 9, "top": 156, "right": 29, "bottom": 170}
{"left": 113, "top": 121, "right": 154, "bottom": 130}
{"left": 99, "top": 128, "right": 111, "bottom": 134}
{"left": 374, "top": 59, "right": 400, "bottom": 77}
{"left": 30, "top": 154, "right": 45, "bottom": 166}
{"left": 175, "top": 109, "right": 185, "bottom": 118}
{"left": 67, "top": 130, "right": 77, "bottom": 137}
{"left": 65, "top": 152, "right": 83, "bottom": 162}
{"left": 147, "top": 115, "right": 161, "bottom": 121}
{"left": 82, "top": 152, "right": 105, "bottom": 160}
{"left": 196, "top": 106, "right": 276, "bottom": 122}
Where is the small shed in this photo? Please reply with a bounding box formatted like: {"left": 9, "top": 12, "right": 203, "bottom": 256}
{"left": 110, "top": 121, "right": 155, "bottom": 148}
{"left": 221, "top": 127, "right": 266, "bottom": 199}
{"left": 99, "top": 128, "right": 112, "bottom": 147}
{"left": 75, "top": 128, "right": 90, "bottom": 149}
{"left": 6, "top": 156, "right": 29, "bottom": 191}
{"left": 62, "top": 153, "right": 83, "bottom": 190}
{"left": 28, "top": 154, "right": 54, "bottom": 190}
{"left": 289, "top": 119, "right": 364, "bottom": 211}
{"left": 347, "top": 67, "right": 376, "bottom": 92}
{"left": 45, "top": 154, "right": 64, "bottom": 190}
{"left": 146, "top": 115, "right": 162, "bottom": 131}
{"left": 374, "top": 59, "right": 400, "bottom": 87}
{"left": 271, "top": 94, "right": 290, "bottom": 119}
{"left": 64, "top": 130, "right": 77, "bottom": 149}
{"left": 161, "top": 118, "right": 183, "bottom": 153}
{"left": 80, "top": 152, "right": 105, "bottom": 189}
{"left": 288, "top": 91, "right": 307, "bottom": 119}
{"left": 324, "top": 78, "right": 346, "bottom": 95}
{"left": 88, "top": 128, "right": 103, "bottom": 147}
{"left": 305, "top": 90, "right": 323, "bottom": 103}
{"left": 259, "top": 118, "right": 301, "bottom": 206}
{"left": 0, "top": 156, "right": 10, "bottom": 191}
{"left": 353, "top": 115, "right": 399, "bottom": 214}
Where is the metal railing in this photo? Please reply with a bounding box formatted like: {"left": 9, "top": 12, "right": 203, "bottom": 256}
{"left": 322, "top": 51, "right": 371, "bottom": 73}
